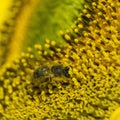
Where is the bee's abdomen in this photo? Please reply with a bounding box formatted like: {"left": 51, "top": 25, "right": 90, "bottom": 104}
{"left": 33, "top": 66, "right": 50, "bottom": 78}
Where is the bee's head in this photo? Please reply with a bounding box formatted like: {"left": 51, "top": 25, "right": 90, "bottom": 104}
{"left": 51, "top": 64, "right": 70, "bottom": 78}
{"left": 63, "top": 66, "right": 70, "bottom": 78}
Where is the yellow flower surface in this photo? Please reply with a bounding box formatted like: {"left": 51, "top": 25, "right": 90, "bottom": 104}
{"left": 0, "top": 0, "right": 38, "bottom": 70}
{"left": 0, "top": 0, "right": 120, "bottom": 120}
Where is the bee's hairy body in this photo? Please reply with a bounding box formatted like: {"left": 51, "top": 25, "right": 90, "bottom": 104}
{"left": 33, "top": 63, "right": 70, "bottom": 80}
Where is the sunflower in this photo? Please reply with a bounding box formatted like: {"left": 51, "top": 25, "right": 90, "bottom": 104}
{"left": 0, "top": 0, "right": 120, "bottom": 119}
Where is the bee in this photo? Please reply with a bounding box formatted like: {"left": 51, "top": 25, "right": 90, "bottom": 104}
{"left": 33, "top": 64, "right": 70, "bottom": 80}
{"left": 32, "top": 64, "right": 71, "bottom": 95}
